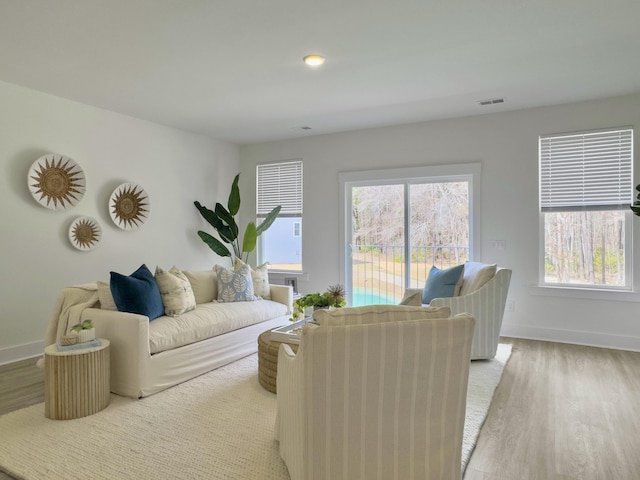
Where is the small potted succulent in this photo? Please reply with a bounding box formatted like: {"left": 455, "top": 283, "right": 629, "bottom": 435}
{"left": 291, "top": 284, "right": 347, "bottom": 321}
{"left": 70, "top": 319, "right": 95, "bottom": 343}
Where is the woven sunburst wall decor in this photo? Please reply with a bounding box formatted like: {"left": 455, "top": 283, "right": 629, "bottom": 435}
{"left": 28, "top": 154, "right": 86, "bottom": 210}
{"left": 109, "top": 183, "right": 150, "bottom": 230}
{"left": 69, "top": 216, "right": 102, "bottom": 251}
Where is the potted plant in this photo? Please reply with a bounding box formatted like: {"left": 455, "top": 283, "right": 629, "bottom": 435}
{"left": 291, "top": 284, "right": 347, "bottom": 321}
{"left": 194, "top": 173, "right": 281, "bottom": 263}
{"left": 70, "top": 319, "right": 95, "bottom": 343}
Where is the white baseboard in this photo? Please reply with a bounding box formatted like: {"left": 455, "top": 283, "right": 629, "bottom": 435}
{"left": 501, "top": 324, "right": 640, "bottom": 352}
{"left": 0, "top": 340, "right": 45, "bottom": 366}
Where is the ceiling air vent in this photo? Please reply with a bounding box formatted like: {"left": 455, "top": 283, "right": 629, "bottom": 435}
{"left": 478, "top": 98, "right": 505, "bottom": 106}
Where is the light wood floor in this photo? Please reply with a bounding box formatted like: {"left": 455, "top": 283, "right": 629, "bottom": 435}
{"left": 0, "top": 338, "right": 639, "bottom": 479}
{"left": 465, "top": 338, "right": 640, "bottom": 480}
{"left": 0, "top": 357, "right": 44, "bottom": 417}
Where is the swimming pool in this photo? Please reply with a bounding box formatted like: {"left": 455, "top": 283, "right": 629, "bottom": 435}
{"left": 351, "top": 289, "right": 399, "bottom": 306}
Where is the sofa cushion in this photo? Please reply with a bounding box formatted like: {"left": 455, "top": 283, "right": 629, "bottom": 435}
{"left": 110, "top": 264, "right": 164, "bottom": 320}
{"left": 459, "top": 262, "right": 497, "bottom": 296}
{"left": 313, "top": 304, "right": 452, "bottom": 326}
{"left": 235, "top": 258, "right": 270, "bottom": 299}
{"left": 215, "top": 263, "right": 257, "bottom": 302}
{"left": 422, "top": 264, "right": 464, "bottom": 304}
{"left": 182, "top": 269, "right": 217, "bottom": 304}
{"left": 148, "top": 300, "right": 287, "bottom": 354}
{"left": 155, "top": 266, "right": 197, "bottom": 317}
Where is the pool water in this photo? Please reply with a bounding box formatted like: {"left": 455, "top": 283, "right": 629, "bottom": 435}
{"left": 351, "top": 289, "right": 399, "bottom": 306}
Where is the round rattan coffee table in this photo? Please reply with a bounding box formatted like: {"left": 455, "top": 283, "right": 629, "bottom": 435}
{"left": 258, "top": 329, "right": 299, "bottom": 393}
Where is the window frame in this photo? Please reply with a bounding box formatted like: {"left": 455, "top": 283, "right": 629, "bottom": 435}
{"left": 538, "top": 127, "right": 633, "bottom": 291}
{"left": 256, "top": 159, "right": 303, "bottom": 272}
{"left": 339, "top": 163, "right": 481, "bottom": 305}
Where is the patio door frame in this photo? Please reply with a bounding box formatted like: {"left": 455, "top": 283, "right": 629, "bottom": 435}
{"left": 339, "top": 163, "right": 482, "bottom": 305}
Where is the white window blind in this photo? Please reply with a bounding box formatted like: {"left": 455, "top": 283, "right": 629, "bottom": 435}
{"left": 540, "top": 128, "right": 633, "bottom": 212}
{"left": 257, "top": 160, "right": 303, "bottom": 217}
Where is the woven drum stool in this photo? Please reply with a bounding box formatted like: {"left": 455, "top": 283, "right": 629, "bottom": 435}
{"left": 258, "top": 330, "right": 298, "bottom": 393}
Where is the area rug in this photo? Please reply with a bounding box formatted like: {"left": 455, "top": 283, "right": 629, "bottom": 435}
{"left": 0, "top": 344, "right": 511, "bottom": 480}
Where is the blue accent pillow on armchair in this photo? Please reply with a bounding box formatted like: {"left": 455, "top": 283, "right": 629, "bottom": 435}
{"left": 110, "top": 264, "right": 164, "bottom": 320}
{"left": 422, "top": 264, "right": 465, "bottom": 304}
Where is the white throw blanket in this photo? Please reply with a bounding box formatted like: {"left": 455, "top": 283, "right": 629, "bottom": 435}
{"left": 36, "top": 283, "right": 99, "bottom": 368}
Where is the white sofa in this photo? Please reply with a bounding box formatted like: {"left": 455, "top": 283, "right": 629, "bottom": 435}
{"left": 60, "top": 277, "right": 293, "bottom": 399}
{"left": 405, "top": 263, "right": 511, "bottom": 360}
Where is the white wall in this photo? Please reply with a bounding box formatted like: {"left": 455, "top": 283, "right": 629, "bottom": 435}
{"left": 240, "top": 93, "right": 640, "bottom": 352}
{"left": 0, "top": 81, "right": 238, "bottom": 363}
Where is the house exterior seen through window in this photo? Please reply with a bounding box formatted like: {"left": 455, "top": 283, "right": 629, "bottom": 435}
{"left": 257, "top": 160, "right": 303, "bottom": 271}
{"left": 539, "top": 127, "right": 633, "bottom": 288}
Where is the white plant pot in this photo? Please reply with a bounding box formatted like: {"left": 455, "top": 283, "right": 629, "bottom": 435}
{"left": 76, "top": 328, "right": 96, "bottom": 343}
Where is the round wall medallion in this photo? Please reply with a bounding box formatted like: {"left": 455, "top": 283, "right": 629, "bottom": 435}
{"left": 109, "top": 183, "right": 150, "bottom": 230}
{"left": 28, "top": 154, "right": 86, "bottom": 210}
{"left": 69, "top": 216, "right": 102, "bottom": 251}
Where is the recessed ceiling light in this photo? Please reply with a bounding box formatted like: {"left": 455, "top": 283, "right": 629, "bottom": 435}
{"left": 303, "top": 55, "right": 325, "bottom": 67}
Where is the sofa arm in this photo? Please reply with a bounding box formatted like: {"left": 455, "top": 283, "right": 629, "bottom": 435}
{"left": 81, "top": 307, "right": 151, "bottom": 397}
{"left": 269, "top": 284, "right": 293, "bottom": 314}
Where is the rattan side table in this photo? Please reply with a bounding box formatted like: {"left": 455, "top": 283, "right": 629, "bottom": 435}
{"left": 44, "top": 339, "right": 110, "bottom": 420}
{"left": 257, "top": 330, "right": 299, "bottom": 393}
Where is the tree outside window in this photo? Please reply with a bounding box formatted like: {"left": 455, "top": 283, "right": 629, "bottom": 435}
{"left": 540, "top": 128, "right": 632, "bottom": 288}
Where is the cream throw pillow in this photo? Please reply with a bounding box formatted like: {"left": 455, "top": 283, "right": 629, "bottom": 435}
{"left": 182, "top": 269, "right": 217, "bottom": 304}
{"left": 459, "top": 262, "right": 497, "bottom": 296}
{"left": 97, "top": 281, "right": 117, "bottom": 311}
{"left": 234, "top": 258, "right": 270, "bottom": 299}
{"left": 155, "top": 266, "right": 197, "bottom": 316}
{"left": 313, "top": 305, "right": 452, "bottom": 326}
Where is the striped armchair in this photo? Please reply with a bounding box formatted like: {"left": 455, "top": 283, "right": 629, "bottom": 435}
{"left": 275, "top": 306, "right": 475, "bottom": 480}
{"left": 406, "top": 267, "right": 512, "bottom": 360}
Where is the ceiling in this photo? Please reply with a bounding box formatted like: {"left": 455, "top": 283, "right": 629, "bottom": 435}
{"left": 1, "top": 0, "right": 640, "bottom": 145}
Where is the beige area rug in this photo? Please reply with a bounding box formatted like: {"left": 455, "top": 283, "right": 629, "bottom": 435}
{"left": 0, "top": 344, "right": 511, "bottom": 480}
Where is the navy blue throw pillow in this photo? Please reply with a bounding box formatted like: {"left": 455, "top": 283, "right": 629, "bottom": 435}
{"left": 422, "top": 264, "right": 465, "bottom": 304}
{"left": 110, "top": 264, "right": 164, "bottom": 320}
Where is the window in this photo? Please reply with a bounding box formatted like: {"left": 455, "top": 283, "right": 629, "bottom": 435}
{"left": 257, "top": 160, "right": 303, "bottom": 271}
{"left": 340, "top": 163, "right": 481, "bottom": 306}
{"left": 539, "top": 128, "right": 633, "bottom": 288}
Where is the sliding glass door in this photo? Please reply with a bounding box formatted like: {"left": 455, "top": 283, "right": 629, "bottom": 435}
{"left": 351, "top": 184, "right": 405, "bottom": 305}
{"left": 342, "top": 165, "right": 477, "bottom": 307}
{"left": 407, "top": 182, "right": 469, "bottom": 293}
